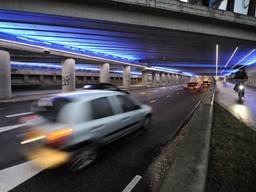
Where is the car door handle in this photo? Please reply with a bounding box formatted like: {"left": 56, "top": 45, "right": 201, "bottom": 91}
{"left": 92, "top": 125, "right": 104, "bottom": 130}
{"left": 122, "top": 117, "right": 130, "bottom": 121}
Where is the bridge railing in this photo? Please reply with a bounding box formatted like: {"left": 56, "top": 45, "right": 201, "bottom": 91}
{"left": 119, "top": 0, "right": 255, "bottom": 17}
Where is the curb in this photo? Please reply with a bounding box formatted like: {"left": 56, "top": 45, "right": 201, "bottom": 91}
{"left": 159, "top": 87, "right": 215, "bottom": 192}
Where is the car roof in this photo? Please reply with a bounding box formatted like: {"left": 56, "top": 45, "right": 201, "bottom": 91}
{"left": 39, "top": 90, "right": 124, "bottom": 104}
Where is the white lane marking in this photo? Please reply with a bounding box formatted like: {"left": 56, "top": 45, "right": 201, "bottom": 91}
{"left": 153, "top": 90, "right": 158, "bottom": 92}
{"left": 0, "top": 161, "right": 43, "bottom": 192}
{"left": 0, "top": 124, "right": 26, "bottom": 133}
{"left": 149, "top": 100, "right": 157, "bottom": 103}
{"left": 5, "top": 112, "right": 34, "bottom": 118}
{"left": 122, "top": 175, "right": 142, "bottom": 192}
{"left": 166, "top": 95, "right": 171, "bottom": 98}
{"left": 140, "top": 92, "right": 146, "bottom": 95}
{"left": 0, "top": 108, "right": 6, "bottom": 111}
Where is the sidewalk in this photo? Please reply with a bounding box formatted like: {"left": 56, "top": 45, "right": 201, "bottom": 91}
{"left": 215, "top": 81, "right": 256, "bottom": 131}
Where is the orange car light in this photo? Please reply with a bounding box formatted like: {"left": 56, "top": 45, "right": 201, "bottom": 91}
{"left": 47, "top": 128, "right": 73, "bottom": 141}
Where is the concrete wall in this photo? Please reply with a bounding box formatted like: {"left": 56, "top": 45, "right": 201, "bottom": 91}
{"left": 11, "top": 68, "right": 142, "bottom": 90}
{"left": 246, "top": 65, "right": 256, "bottom": 87}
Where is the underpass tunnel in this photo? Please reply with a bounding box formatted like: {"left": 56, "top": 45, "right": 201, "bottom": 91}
{"left": 0, "top": 3, "right": 256, "bottom": 99}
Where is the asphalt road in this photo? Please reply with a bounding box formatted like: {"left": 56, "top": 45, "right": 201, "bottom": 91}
{"left": 0, "top": 85, "right": 204, "bottom": 192}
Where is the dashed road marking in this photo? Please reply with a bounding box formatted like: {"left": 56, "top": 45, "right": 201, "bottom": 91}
{"left": 0, "top": 124, "right": 26, "bottom": 133}
{"left": 166, "top": 95, "right": 171, "bottom": 98}
{"left": 122, "top": 175, "right": 142, "bottom": 192}
{"left": 5, "top": 112, "right": 34, "bottom": 118}
{"left": 0, "top": 160, "right": 43, "bottom": 192}
{"left": 149, "top": 100, "right": 157, "bottom": 103}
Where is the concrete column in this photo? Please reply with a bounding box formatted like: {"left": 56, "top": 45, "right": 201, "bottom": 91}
{"left": 161, "top": 73, "right": 166, "bottom": 85}
{"left": 164, "top": 73, "right": 168, "bottom": 84}
{"left": 100, "top": 63, "right": 110, "bottom": 83}
{"left": 159, "top": 73, "right": 164, "bottom": 85}
{"left": 39, "top": 75, "right": 44, "bottom": 83}
{"left": 152, "top": 72, "right": 159, "bottom": 85}
{"left": 53, "top": 75, "right": 57, "bottom": 82}
{"left": 142, "top": 71, "right": 149, "bottom": 86}
{"left": 175, "top": 75, "right": 179, "bottom": 84}
{"left": 167, "top": 73, "right": 171, "bottom": 84}
{"left": 123, "top": 65, "right": 131, "bottom": 88}
{"left": 0, "top": 50, "right": 11, "bottom": 99}
{"left": 24, "top": 75, "right": 29, "bottom": 83}
{"left": 62, "top": 58, "right": 75, "bottom": 92}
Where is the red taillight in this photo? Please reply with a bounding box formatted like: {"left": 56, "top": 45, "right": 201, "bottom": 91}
{"left": 19, "top": 115, "right": 39, "bottom": 123}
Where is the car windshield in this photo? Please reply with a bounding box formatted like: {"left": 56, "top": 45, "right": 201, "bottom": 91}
{"left": 35, "top": 98, "right": 71, "bottom": 122}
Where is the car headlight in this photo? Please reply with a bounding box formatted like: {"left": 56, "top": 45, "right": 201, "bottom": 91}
{"left": 239, "top": 85, "right": 244, "bottom": 90}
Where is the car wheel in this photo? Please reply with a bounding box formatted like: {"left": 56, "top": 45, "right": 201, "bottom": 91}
{"left": 142, "top": 116, "right": 152, "bottom": 130}
{"left": 70, "top": 145, "right": 98, "bottom": 171}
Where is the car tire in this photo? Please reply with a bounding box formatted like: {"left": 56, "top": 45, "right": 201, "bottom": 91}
{"left": 70, "top": 145, "right": 98, "bottom": 171}
{"left": 142, "top": 116, "right": 152, "bottom": 131}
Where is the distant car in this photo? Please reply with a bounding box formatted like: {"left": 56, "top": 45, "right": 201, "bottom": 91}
{"left": 83, "top": 83, "right": 129, "bottom": 94}
{"left": 202, "top": 81, "right": 211, "bottom": 88}
{"left": 184, "top": 82, "right": 203, "bottom": 92}
{"left": 19, "top": 90, "right": 152, "bottom": 171}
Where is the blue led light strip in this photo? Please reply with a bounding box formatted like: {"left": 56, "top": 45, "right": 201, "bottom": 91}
{"left": 11, "top": 62, "right": 142, "bottom": 75}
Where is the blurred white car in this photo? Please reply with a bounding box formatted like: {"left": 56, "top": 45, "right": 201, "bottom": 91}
{"left": 19, "top": 90, "right": 152, "bottom": 171}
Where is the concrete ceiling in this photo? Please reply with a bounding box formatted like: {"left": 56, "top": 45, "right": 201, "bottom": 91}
{"left": 0, "top": 9, "right": 256, "bottom": 76}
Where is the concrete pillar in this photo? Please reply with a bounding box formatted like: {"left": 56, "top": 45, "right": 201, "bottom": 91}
{"left": 24, "top": 75, "right": 29, "bottom": 83}
{"left": 123, "top": 65, "right": 131, "bottom": 88}
{"left": 39, "top": 75, "right": 44, "bottom": 83}
{"left": 159, "top": 73, "right": 164, "bottom": 85}
{"left": 62, "top": 58, "right": 75, "bottom": 92}
{"left": 53, "top": 75, "right": 57, "bottom": 82}
{"left": 176, "top": 75, "right": 179, "bottom": 84}
{"left": 100, "top": 63, "right": 110, "bottom": 83}
{"left": 0, "top": 50, "right": 11, "bottom": 99}
{"left": 167, "top": 73, "right": 171, "bottom": 84}
{"left": 161, "top": 73, "right": 166, "bottom": 85}
{"left": 164, "top": 73, "right": 168, "bottom": 85}
{"left": 142, "top": 71, "right": 149, "bottom": 86}
{"left": 152, "top": 72, "right": 159, "bottom": 85}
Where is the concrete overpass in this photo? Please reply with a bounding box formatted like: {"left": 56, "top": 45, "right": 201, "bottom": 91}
{"left": 0, "top": 0, "right": 256, "bottom": 99}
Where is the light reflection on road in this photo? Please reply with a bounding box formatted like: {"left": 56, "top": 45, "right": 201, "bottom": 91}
{"left": 230, "top": 104, "right": 254, "bottom": 124}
